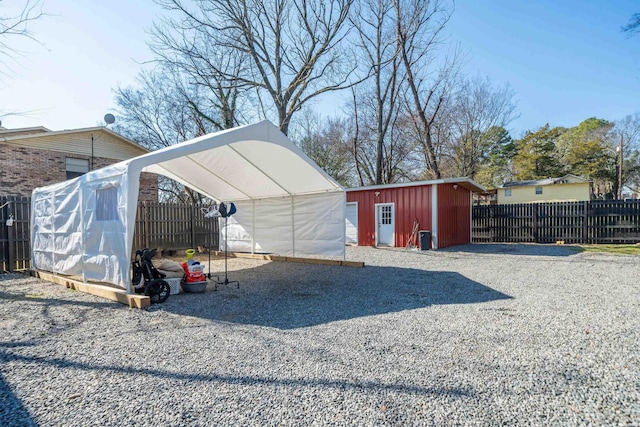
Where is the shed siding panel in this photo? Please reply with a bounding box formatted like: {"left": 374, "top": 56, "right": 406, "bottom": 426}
{"left": 346, "top": 185, "right": 433, "bottom": 247}
{"left": 437, "top": 184, "right": 472, "bottom": 248}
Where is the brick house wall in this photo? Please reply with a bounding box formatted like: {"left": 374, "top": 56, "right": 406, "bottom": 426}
{"left": 0, "top": 144, "right": 158, "bottom": 201}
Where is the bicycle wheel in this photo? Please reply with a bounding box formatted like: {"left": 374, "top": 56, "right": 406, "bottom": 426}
{"left": 144, "top": 279, "right": 171, "bottom": 304}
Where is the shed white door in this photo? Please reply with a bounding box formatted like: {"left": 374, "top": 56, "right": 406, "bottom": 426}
{"left": 346, "top": 202, "right": 358, "bottom": 245}
{"left": 376, "top": 203, "right": 394, "bottom": 246}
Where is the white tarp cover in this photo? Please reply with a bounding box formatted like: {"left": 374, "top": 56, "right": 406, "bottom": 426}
{"left": 31, "top": 121, "right": 345, "bottom": 292}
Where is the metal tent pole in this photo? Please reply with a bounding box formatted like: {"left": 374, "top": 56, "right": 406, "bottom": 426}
{"left": 215, "top": 214, "right": 238, "bottom": 289}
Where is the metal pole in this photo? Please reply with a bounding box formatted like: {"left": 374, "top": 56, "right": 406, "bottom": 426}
{"left": 91, "top": 134, "right": 94, "bottom": 171}
{"left": 618, "top": 134, "right": 623, "bottom": 200}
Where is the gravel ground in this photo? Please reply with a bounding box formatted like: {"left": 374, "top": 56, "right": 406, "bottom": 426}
{"left": 1, "top": 244, "right": 639, "bottom": 426}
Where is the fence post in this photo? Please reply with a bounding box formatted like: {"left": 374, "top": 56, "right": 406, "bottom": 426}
{"left": 532, "top": 205, "right": 538, "bottom": 243}
{"left": 582, "top": 201, "right": 588, "bottom": 244}
{"left": 144, "top": 201, "right": 151, "bottom": 249}
{"left": 7, "top": 218, "right": 15, "bottom": 273}
{"left": 190, "top": 205, "right": 196, "bottom": 248}
{"left": 0, "top": 197, "right": 5, "bottom": 271}
{"left": 490, "top": 205, "right": 495, "bottom": 243}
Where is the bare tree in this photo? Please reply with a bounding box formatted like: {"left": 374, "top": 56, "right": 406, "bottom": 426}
{"left": 382, "top": 111, "right": 422, "bottom": 182}
{"left": 115, "top": 70, "right": 206, "bottom": 149}
{"left": 351, "top": 0, "right": 402, "bottom": 184}
{"left": 349, "top": 86, "right": 365, "bottom": 186}
{"left": 348, "top": 85, "right": 419, "bottom": 185}
{"left": 114, "top": 68, "right": 220, "bottom": 203}
{"left": 0, "top": 0, "right": 44, "bottom": 72}
{"left": 1, "top": 0, "right": 46, "bottom": 120}
{"left": 444, "top": 76, "right": 518, "bottom": 179}
{"left": 615, "top": 112, "right": 640, "bottom": 152}
{"left": 293, "top": 110, "right": 356, "bottom": 186}
{"left": 148, "top": 20, "right": 250, "bottom": 130}
{"left": 394, "top": 0, "right": 458, "bottom": 179}
{"left": 151, "top": 0, "right": 356, "bottom": 135}
{"left": 622, "top": 13, "right": 640, "bottom": 36}
{"left": 613, "top": 112, "right": 640, "bottom": 195}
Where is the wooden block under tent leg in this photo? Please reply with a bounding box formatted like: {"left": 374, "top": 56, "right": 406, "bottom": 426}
{"left": 33, "top": 270, "right": 150, "bottom": 309}
{"left": 210, "top": 251, "right": 364, "bottom": 267}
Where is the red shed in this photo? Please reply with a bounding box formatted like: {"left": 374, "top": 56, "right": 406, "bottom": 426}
{"left": 345, "top": 178, "right": 485, "bottom": 249}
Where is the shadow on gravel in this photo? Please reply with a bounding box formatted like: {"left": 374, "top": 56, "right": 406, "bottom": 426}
{"left": 163, "top": 262, "right": 512, "bottom": 329}
{"left": 439, "top": 243, "right": 582, "bottom": 257}
{"left": 0, "top": 273, "right": 121, "bottom": 311}
{"left": 0, "top": 350, "right": 470, "bottom": 399}
{"left": 0, "top": 372, "right": 36, "bottom": 427}
{"left": 0, "top": 290, "right": 121, "bottom": 311}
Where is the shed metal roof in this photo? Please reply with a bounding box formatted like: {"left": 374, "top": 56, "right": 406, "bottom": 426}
{"left": 346, "top": 177, "right": 486, "bottom": 193}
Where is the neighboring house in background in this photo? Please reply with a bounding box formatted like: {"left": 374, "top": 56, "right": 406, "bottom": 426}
{"left": 498, "top": 174, "right": 591, "bottom": 204}
{"left": 474, "top": 188, "right": 498, "bottom": 205}
{"left": 0, "top": 126, "right": 157, "bottom": 201}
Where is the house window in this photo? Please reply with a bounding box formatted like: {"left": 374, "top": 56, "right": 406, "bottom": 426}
{"left": 66, "top": 158, "right": 89, "bottom": 180}
{"left": 96, "top": 187, "right": 119, "bottom": 221}
{"left": 535, "top": 186, "right": 543, "bottom": 195}
{"left": 505, "top": 188, "right": 512, "bottom": 197}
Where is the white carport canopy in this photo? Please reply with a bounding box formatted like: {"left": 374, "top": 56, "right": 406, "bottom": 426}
{"left": 31, "top": 121, "right": 346, "bottom": 292}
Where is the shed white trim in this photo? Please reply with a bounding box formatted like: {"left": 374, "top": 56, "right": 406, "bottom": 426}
{"left": 431, "top": 185, "right": 438, "bottom": 249}
{"left": 346, "top": 177, "right": 486, "bottom": 194}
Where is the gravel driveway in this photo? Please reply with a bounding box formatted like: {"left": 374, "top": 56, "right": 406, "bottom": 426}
{"left": 1, "top": 244, "right": 639, "bottom": 426}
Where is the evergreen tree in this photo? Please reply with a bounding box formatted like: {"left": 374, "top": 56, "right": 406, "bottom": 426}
{"left": 474, "top": 126, "right": 516, "bottom": 188}
{"left": 560, "top": 118, "right": 614, "bottom": 181}
{"left": 513, "top": 125, "right": 565, "bottom": 180}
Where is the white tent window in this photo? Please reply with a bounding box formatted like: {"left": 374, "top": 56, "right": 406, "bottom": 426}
{"left": 96, "top": 187, "right": 119, "bottom": 221}
{"left": 31, "top": 121, "right": 346, "bottom": 293}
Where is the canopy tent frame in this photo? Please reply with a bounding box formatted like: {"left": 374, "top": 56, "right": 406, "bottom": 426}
{"left": 31, "top": 121, "right": 346, "bottom": 293}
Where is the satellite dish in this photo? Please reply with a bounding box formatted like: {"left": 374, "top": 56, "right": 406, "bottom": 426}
{"left": 104, "top": 113, "right": 116, "bottom": 125}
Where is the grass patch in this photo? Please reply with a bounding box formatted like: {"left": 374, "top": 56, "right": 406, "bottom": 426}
{"left": 579, "top": 244, "right": 640, "bottom": 255}
{"left": 25, "top": 293, "right": 46, "bottom": 298}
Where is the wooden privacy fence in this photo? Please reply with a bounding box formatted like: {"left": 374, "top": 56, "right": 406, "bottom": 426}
{"left": 0, "top": 196, "right": 31, "bottom": 272}
{"left": 0, "top": 197, "right": 219, "bottom": 272}
{"left": 473, "top": 200, "right": 640, "bottom": 244}
{"left": 133, "top": 201, "right": 219, "bottom": 253}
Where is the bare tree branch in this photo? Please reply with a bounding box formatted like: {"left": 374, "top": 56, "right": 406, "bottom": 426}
{"left": 394, "top": 0, "right": 457, "bottom": 179}
{"left": 622, "top": 12, "right": 640, "bottom": 36}
{"left": 151, "top": 0, "right": 356, "bottom": 135}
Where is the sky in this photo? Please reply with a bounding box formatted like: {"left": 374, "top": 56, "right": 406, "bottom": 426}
{"left": 1, "top": 0, "right": 639, "bottom": 137}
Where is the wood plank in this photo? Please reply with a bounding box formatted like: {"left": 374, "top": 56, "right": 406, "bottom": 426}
{"left": 340, "top": 260, "right": 365, "bottom": 268}
{"left": 210, "top": 251, "right": 364, "bottom": 267}
{"left": 33, "top": 270, "right": 150, "bottom": 308}
{"left": 285, "top": 257, "right": 343, "bottom": 266}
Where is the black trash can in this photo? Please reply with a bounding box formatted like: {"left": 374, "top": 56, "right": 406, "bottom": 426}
{"left": 419, "top": 230, "right": 431, "bottom": 250}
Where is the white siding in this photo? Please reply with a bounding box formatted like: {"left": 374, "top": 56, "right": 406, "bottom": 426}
{"left": 6, "top": 130, "right": 147, "bottom": 160}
